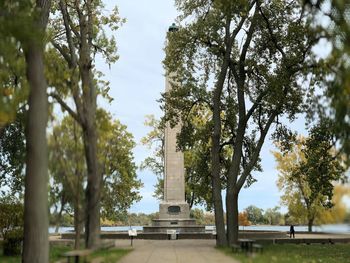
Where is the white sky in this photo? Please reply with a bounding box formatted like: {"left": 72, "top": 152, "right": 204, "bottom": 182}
{"left": 96, "top": 0, "right": 348, "bottom": 214}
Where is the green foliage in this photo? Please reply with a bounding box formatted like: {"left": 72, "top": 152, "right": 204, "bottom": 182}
{"left": 0, "top": 196, "right": 23, "bottom": 238}
{"left": 0, "top": 243, "right": 127, "bottom": 263}
{"left": 305, "top": 1, "right": 350, "bottom": 157}
{"left": 222, "top": 243, "right": 350, "bottom": 263}
{"left": 123, "top": 213, "right": 159, "bottom": 226}
{"left": 345, "top": 210, "right": 350, "bottom": 223}
{"left": 263, "top": 206, "right": 284, "bottom": 225}
{"left": 163, "top": 0, "right": 323, "bottom": 244}
{"left": 140, "top": 115, "right": 164, "bottom": 199}
{"left": 0, "top": 196, "right": 23, "bottom": 255}
{"left": 47, "top": 0, "right": 124, "bottom": 104}
{"left": 244, "top": 205, "right": 265, "bottom": 225}
{"left": 3, "top": 228, "right": 23, "bottom": 256}
{"left": 274, "top": 121, "right": 346, "bottom": 230}
{"left": 48, "top": 109, "right": 142, "bottom": 222}
{"left": 0, "top": 1, "right": 31, "bottom": 127}
{"left": 97, "top": 110, "right": 142, "bottom": 220}
{"left": 0, "top": 109, "right": 26, "bottom": 196}
{"left": 190, "top": 208, "right": 205, "bottom": 225}
{"left": 49, "top": 212, "right": 74, "bottom": 227}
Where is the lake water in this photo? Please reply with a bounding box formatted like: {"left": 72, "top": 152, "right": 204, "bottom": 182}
{"left": 49, "top": 224, "right": 350, "bottom": 234}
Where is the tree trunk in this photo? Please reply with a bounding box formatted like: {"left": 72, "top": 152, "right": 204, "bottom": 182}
{"left": 308, "top": 218, "right": 314, "bottom": 232}
{"left": 78, "top": 2, "right": 101, "bottom": 248}
{"left": 22, "top": 2, "right": 51, "bottom": 262}
{"left": 212, "top": 172, "right": 226, "bottom": 246}
{"left": 226, "top": 190, "right": 239, "bottom": 245}
{"left": 211, "top": 81, "right": 227, "bottom": 246}
{"left": 54, "top": 200, "right": 65, "bottom": 234}
{"left": 83, "top": 126, "right": 100, "bottom": 248}
{"left": 22, "top": 28, "right": 50, "bottom": 263}
{"left": 74, "top": 200, "right": 81, "bottom": 249}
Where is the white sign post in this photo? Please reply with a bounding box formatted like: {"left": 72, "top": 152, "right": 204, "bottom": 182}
{"left": 128, "top": 229, "right": 137, "bottom": 246}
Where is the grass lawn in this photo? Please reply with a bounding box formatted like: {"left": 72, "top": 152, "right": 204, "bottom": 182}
{"left": 220, "top": 243, "right": 350, "bottom": 263}
{"left": 0, "top": 243, "right": 131, "bottom": 262}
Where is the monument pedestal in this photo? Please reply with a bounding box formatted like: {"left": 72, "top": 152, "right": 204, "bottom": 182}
{"left": 143, "top": 202, "right": 205, "bottom": 233}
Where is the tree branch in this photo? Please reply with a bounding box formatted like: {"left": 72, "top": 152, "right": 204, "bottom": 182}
{"left": 59, "top": 0, "right": 78, "bottom": 67}
{"left": 49, "top": 92, "right": 81, "bottom": 125}
{"left": 51, "top": 40, "right": 72, "bottom": 66}
{"left": 237, "top": 108, "right": 279, "bottom": 189}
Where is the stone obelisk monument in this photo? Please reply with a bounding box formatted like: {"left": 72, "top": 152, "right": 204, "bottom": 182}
{"left": 143, "top": 24, "right": 204, "bottom": 233}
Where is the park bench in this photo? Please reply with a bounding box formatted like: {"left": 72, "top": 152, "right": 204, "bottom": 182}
{"left": 238, "top": 238, "right": 255, "bottom": 253}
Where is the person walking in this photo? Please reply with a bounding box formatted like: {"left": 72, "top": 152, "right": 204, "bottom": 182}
{"left": 290, "top": 225, "right": 295, "bottom": 238}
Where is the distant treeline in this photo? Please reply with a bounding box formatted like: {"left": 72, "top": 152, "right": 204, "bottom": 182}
{"left": 48, "top": 206, "right": 350, "bottom": 228}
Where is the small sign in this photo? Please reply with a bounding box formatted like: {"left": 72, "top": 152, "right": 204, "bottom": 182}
{"left": 128, "top": 229, "right": 137, "bottom": 236}
{"left": 166, "top": 229, "right": 177, "bottom": 235}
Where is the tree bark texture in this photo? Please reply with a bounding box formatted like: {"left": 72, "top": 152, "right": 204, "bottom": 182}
{"left": 79, "top": 12, "right": 100, "bottom": 246}
{"left": 226, "top": 191, "right": 239, "bottom": 244}
{"left": 211, "top": 50, "right": 231, "bottom": 246}
{"left": 23, "top": 45, "right": 49, "bottom": 263}
{"left": 22, "top": 1, "right": 51, "bottom": 261}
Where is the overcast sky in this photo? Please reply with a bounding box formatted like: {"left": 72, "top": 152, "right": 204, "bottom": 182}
{"left": 96, "top": 0, "right": 348, "bottom": 214}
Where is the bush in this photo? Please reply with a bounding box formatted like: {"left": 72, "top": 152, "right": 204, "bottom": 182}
{"left": 0, "top": 197, "right": 24, "bottom": 238}
{"left": 3, "top": 228, "right": 23, "bottom": 256}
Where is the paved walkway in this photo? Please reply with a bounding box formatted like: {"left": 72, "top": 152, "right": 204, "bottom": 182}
{"left": 114, "top": 239, "right": 239, "bottom": 263}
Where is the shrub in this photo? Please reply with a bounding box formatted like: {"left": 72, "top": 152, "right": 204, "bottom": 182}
{"left": 3, "top": 228, "right": 23, "bottom": 256}
{"left": 0, "top": 196, "right": 24, "bottom": 256}
{"left": 0, "top": 197, "right": 24, "bottom": 238}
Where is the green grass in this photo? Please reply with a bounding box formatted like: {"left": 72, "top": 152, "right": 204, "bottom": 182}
{"left": 220, "top": 243, "right": 350, "bottom": 263}
{"left": 0, "top": 243, "right": 131, "bottom": 263}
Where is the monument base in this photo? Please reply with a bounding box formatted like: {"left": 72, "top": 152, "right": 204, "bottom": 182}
{"left": 143, "top": 224, "right": 205, "bottom": 233}
{"left": 159, "top": 201, "right": 190, "bottom": 219}
{"left": 143, "top": 201, "right": 205, "bottom": 233}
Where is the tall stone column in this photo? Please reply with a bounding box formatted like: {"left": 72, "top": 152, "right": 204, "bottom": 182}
{"left": 144, "top": 24, "right": 204, "bottom": 233}
{"left": 163, "top": 74, "right": 185, "bottom": 203}
{"left": 158, "top": 73, "right": 190, "bottom": 220}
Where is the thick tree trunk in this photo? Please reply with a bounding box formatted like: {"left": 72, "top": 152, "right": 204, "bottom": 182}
{"left": 83, "top": 126, "right": 100, "bottom": 248}
{"left": 226, "top": 190, "right": 239, "bottom": 245}
{"left": 78, "top": 2, "right": 101, "bottom": 248}
{"left": 22, "top": 42, "right": 49, "bottom": 263}
{"left": 211, "top": 76, "right": 227, "bottom": 246}
{"left": 212, "top": 171, "right": 226, "bottom": 246}
{"left": 22, "top": 2, "right": 51, "bottom": 262}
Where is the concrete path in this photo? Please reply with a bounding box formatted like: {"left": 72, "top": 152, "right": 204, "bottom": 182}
{"left": 115, "top": 239, "right": 239, "bottom": 263}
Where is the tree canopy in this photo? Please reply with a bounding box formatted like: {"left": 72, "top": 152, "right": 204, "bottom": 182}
{"left": 273, "top": 121, "right": 346, "bottom": 231}
{"left": 163, "top": 0, "right": 322, "bottom": 245}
